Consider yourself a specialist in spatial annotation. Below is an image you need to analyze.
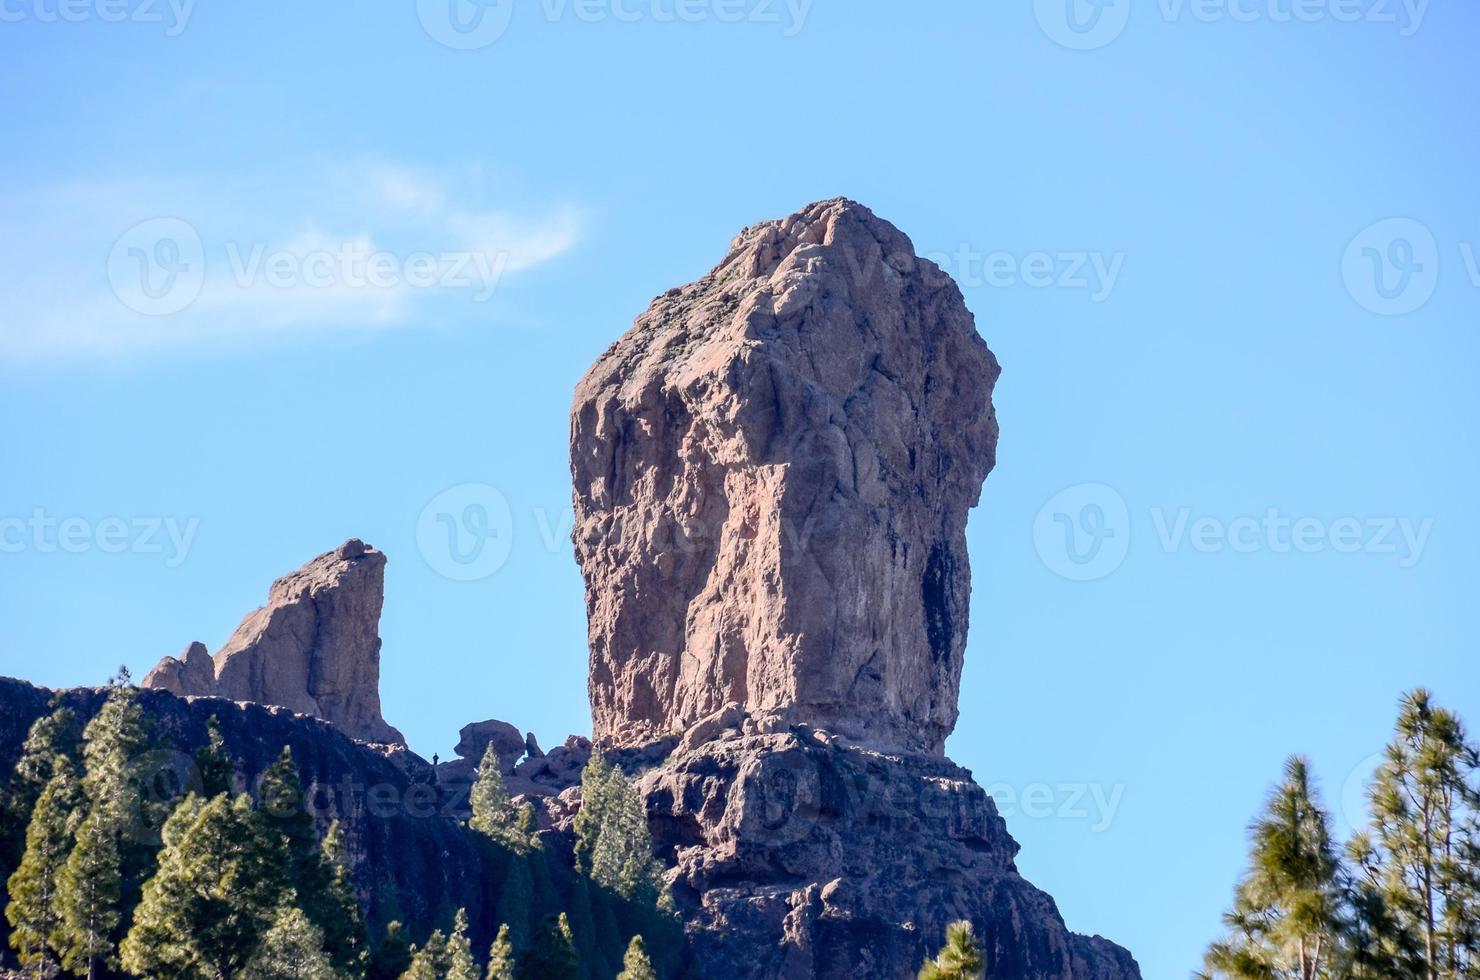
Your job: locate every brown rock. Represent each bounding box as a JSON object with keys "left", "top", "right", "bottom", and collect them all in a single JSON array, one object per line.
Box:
[
  {"left": 571, "top": 198, "right": 1000, "bottom": 753},
  {"left": 142, "top": 540, "right": 403, "bottom": 745}
]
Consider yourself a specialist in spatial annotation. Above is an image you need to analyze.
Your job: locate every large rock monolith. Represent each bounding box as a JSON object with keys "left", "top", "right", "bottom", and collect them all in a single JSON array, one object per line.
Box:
[{"left": 571, "top": 198, "right": 1000, "bottom": 753}]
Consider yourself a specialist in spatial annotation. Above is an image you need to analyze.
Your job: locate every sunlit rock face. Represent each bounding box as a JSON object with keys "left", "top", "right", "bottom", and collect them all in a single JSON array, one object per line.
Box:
[{"left": 571, "top": 199, "right": 1000, "bottom": 754}]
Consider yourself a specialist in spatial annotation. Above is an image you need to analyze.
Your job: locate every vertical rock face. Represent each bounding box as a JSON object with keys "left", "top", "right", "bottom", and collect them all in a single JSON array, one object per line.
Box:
[
  {"left": 572, "top": 199, "right": 1000, "bottom": 753},
  {"left": 142, "top": 539, "right": 404, "bottom": 745}
]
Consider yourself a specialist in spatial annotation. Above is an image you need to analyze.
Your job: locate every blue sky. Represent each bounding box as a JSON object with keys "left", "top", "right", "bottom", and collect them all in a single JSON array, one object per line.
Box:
[{"left": 1, "top": 3, "right": 1477, "bottom": 977}]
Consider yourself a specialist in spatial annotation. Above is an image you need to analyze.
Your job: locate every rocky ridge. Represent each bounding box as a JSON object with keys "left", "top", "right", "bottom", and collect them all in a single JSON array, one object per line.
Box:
[{"left": 141, "top": 539, "right": 403, "bottom": 745}]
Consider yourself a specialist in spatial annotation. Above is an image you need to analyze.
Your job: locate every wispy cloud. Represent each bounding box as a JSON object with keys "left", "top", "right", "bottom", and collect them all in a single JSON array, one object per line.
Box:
[{"left": 0, "top": 164, "right": 586, "bottom": 360}]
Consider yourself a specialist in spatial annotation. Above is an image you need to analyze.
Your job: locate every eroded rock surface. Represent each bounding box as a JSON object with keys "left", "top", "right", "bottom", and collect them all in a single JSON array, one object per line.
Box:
[
  {"left": 633, "top": 727, "right": 1140, "bottom": 980},
  {"left": 142, "top": 539, "right": 403, "bottom": 745},
  {"left": 571, "top": 199, "right": 1000, "bottom": 753}
]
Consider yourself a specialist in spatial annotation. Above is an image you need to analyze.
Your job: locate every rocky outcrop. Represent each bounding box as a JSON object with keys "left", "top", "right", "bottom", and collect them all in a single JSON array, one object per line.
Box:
[
  {"left": 571, "top": 198, "right": 1000, "bottom": 753},
  {"left": 142, "top": 540, "right": 403, "bottom": 745},
  {"left": 565, "top": 201, "right": 1138, "bottom": 978},
  {"left": 634, "top": 724, "right": 1139, "bottom": 980}
]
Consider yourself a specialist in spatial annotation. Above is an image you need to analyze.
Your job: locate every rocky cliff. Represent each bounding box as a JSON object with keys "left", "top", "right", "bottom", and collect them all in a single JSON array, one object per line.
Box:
[
  {"left": 572, "top": 198, "right": 999, "bottom": 754},
  {"left": 141, "top": 539, "right": 404, "bottom": 745},
  {"left": 565, "top": 200, "right": 1138, "bottom": 978}
]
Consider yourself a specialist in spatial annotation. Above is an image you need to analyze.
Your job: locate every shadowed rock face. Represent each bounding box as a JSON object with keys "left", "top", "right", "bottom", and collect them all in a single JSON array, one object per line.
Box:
[
  {"left": 142, "top": 540, "right": 403, "bottom": 745},
  {"left": 571, "top": 199, "right": 1000, "bottom": 753}
]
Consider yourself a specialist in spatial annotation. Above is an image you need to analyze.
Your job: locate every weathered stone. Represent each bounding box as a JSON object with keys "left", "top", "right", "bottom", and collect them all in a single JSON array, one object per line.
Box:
[
  {"left": 634, "top": 733, "right": 1141, "bottom": 980},
  {"left": 454, "top": 718, "right": 527, "bottom": 774},
  {"left": 141, "top": 540, "right": 403, "bottom": 745},
  {"left": 571, "top": 198, "right": 999, "bottom": 753}
]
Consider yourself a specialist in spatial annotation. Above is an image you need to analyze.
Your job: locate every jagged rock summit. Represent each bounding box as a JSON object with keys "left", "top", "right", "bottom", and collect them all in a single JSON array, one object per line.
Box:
[
  {"left": 572, "top": 197, "right": 1000, "bottom": 754},
  {"left": 142, "top": 539, "right": 404, "bottom": 745}
]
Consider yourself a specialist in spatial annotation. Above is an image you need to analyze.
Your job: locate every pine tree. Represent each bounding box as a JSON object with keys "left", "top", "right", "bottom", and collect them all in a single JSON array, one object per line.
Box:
[
  {"left": 617, "top": 934, "right": 658, "bottom": 980},
  {"left": 369, "top": 921, "right": 413, "bottom": 980},
  {"left": 53, "top": 679, "right": 157, "bottom": 978},
  {"left": 242, "top": 902, "right": 339, "bottom": 980},
  {"left": 120, "top": 793, "right": 290, "bottom": 979},
  {"left": 574, "top": 748, "right": 665, "bottom": 906},
  {"left": 446, "top": 908, "right": 480, "bottom": 980},
  {"left": 6, "top": 756, "right": 85, "bottom": 974},
  {"left": 1363, "top": 690, "right": 1480, "bottom": 980},
  {"left": 516, "top": 912, "right": 579, "bottom": 980},
  {"left": 1200, "top": 757, "right": 1345, "bottom": 980},
  {"left": 4, "top": 706, "right": 82, "bottom": 841},
  {"left": 196, "top": 716, "right": 236, "bottom": 799},
  {"left": 400, "top": 928, "right": 448, "bottom": 980},
  {"left": 305, "top": 821, "right": 369, "bottom": 977},
  {"left": 497, "top": 853, "right": 535, "bottom": 950},
  {"left": 486, "top": 923, "right": 515, "bottom": 980},
  {"left": 57, "top": 807, "right": 123, "bottom": 979},
  {"left": 918, "top": 920, "right": 986, "bottom": 980},
  {"left": 257, "top": 747, "right": 318, "bottom": 878},
  {"left": 470, "top": 743, "right": 530, "bottom": 851}
]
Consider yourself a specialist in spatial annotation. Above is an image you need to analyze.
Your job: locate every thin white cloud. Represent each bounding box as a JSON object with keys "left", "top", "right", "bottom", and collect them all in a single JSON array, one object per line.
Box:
[{"left": 0, "top": 165, "right": 585, "bottom": 360}]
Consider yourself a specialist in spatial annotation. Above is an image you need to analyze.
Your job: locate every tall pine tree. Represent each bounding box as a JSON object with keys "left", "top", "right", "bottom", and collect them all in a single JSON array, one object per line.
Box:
[
  {"left": 617, "top": 934, "right": 658, "bottom": 980},
  {"left": 918, "top": 920, "right": 986, "bottom": 980},
  {"left": 1363, "top": 690, "right": 1480, "bottom": 980},
  {"left": 55, "top": 677, "right": 156, "bottom": 979},
  {"left": 120, "top": 793, "right": 290, "bottom": 979},
  {"left": 574, "top": 748, "right": 665, "bottom": 907},
  {"left": 241, "top": 903, "right": 338, "bottom": 980},
  {"left": 486, "top": 923, "right": 515, "bottom": 980},
  {"left": 5, "top": 756, "right": 85, "bottom": 974},
  {"left": 517, "top": 912, "right": 579, "bottom": 980},
  {"left": 1199, "top": 757, "right": 1346, "bottom": 980}
]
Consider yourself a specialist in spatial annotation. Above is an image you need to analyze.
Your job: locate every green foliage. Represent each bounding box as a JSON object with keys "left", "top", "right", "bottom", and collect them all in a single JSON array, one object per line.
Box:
[
  {"left": 308, "top": 820, "right": 371, "bottom": 976},
  {"left": 195, "top": 716, "right": 236, "bottom": 799},
  {"left": 918, "top": 920, "right": 985, "bottom": 980},
  {"left": 497, "top": 852, "right": 536, "bottom": 950},
  {"left": 516, "top": 912, "right": 579, "bottom": 980},
  {"left": 242, "top": 902, "right": 339, "bottom": 980},
  {"left": 1201, "top": 757, "right": 1345, "bottom": 980},
  {"left": 120, "top": 793, "right": 290, "bottom": 979},
  {"left": 395, "top": 908, "right": 479, "bottom": 980},
  {"left": 5, "top": 755, "right": 84, "bottom": 973},
  {"left": 1201, "top": 691, "right": 1480, "bottom": 980},
  {"left": 369, "top": 921, "right": 413, "bottom": 980},
  {"left": 399, "top": 927, "right": 447, "bottom": 980},
  {"left": 486, "top": 923, "right": 515, "bottom": 980},
  {"left": 1361, "top": 689, "right": 1480, "bottom": 980},
  {"left": 470, "top": 743, "right": 535, "bottom": 852},
  {"left": 573, "top": 748, "right": 666, "bottom": 907},
  {"left": 617, "top": 934, "right": 658, "bottom": 980},
  {"left": 52, "top": 680, "right": 158, "bottom": 977}
]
